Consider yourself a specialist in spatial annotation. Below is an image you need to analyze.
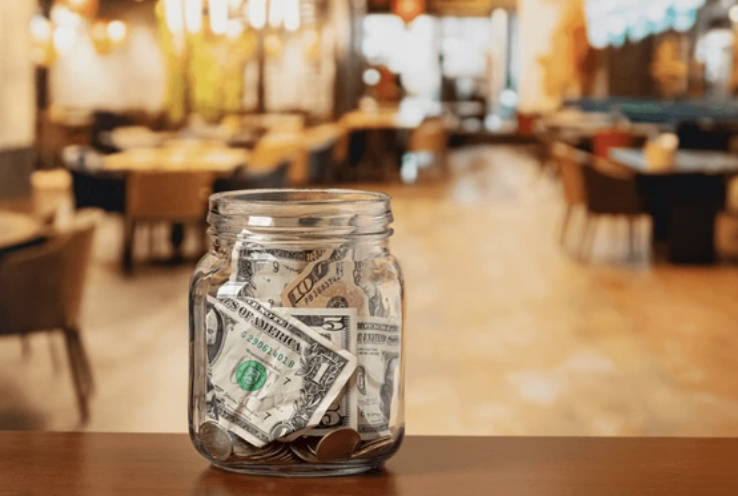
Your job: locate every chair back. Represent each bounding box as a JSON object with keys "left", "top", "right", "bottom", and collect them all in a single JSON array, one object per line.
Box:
[
  {"left": 307, "top": 139, "right": 337, "bottom": 184},
  {"left": 592, "top": 129, "right": 636, "bottom": 159},
  {"left": 0, "top": 209, "right": 100, "bottom": 335},
  {"left": 676, "top": 121, "right": 732, "bottom": 151},
  {"left": 126, "top": 171, "right": 213, "bottom": 222},
  {"left": 213, "top": 160, "right": 290, "bottom": 192},
  {"left": 71, "top": 169, "right": 127, "bottom": 212},
  {"left": 581, "top": 155, "right": 643, "bottom": 215},
  {"left": 409, "top": 118, "right": 448, "bottom": 154},
  {"left": 554, "top": 143, "right": 587, "bottom": 206}
]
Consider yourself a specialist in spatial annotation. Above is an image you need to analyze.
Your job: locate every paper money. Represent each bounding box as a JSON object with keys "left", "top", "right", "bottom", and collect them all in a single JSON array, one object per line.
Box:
[
  {"left": 228, "top": 243, "right": 329, "bottom": 306},
  {"left": 352, "top": 260, "right": 403, "bottom": 319},
  {"left": 355, "top": 317, "right": 402, "bottom": 440},
  {"left": 205, "top": 296, "right": 357, "bottom": 447},
  {"left": 280, "top": 250, "right": 368, "bottom": 316},
  {"left": 282, "top": 308, "right": 358, "bottom": 435}
]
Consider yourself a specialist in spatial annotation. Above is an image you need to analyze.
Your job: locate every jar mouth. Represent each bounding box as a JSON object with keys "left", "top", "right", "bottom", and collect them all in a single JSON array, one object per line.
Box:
[
  {"left": 208, "top": 188, "right": 393, "bottom": 241},
  {"left": 210, "top": 188, "right": 390, "bottom": 206}
]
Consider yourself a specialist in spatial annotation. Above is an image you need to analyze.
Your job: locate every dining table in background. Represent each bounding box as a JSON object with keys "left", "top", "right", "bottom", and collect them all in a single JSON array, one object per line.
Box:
[
  {"left": 0, "top": 211, "right": 43, "bottom": 255},
  {"left": 103, "top": 146, "right": 249, "bottom": 174},
  {"left": 1, "top": 432, "right": 737, "bottom": 495},
  {"left": 610, "top": 147, "right": 738, "bottom": 264}
]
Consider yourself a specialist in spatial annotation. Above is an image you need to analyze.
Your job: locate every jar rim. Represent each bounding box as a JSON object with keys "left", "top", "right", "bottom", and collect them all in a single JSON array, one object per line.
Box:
[
  {"left": 208, "top": 188, "right": 393, "bottom": 240},
  {"left": 210, "top": 188, "right": 390, "bottom": 207}
]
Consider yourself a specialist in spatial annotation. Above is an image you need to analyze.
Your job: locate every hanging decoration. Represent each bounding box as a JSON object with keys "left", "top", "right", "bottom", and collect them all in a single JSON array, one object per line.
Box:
[{"left": 584, "top": 0, "right": 706, "bottom": 49}]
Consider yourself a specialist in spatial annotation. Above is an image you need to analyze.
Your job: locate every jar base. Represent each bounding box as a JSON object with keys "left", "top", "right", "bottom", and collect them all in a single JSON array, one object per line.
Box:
[{"left": 210, "top": 461, "right": 385, "bottom": 478}]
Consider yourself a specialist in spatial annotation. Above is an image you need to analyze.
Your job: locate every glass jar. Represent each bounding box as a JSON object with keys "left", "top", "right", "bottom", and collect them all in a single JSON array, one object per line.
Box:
[{"left": 189, "top": 189, "right": 405, "bottom": 476}]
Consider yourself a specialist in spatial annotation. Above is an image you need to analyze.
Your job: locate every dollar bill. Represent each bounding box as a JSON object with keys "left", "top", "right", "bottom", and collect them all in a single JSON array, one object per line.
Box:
[
  {"left": 282, "top": 308, "right": 358, "bottom": 436},
  {"left": 205, "top": 296, "right": 357, "bottom": 447},
  {"left": 228, "top": 243, "right": 331, "bottom": 306},
  {"left": 355, "top": 317, "right": 402, "bottom": 440},
  {"left": 351, "top": 260, "right": 403, "bottom": 319},
  {"left": 280, "top": 249, "right": 369, "bottom": 316}
]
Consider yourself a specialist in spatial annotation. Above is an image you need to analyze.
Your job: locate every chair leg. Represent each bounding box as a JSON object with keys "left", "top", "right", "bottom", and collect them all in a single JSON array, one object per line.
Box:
[
  {"left": 63, "top": 327, "right": 91, "bottom": 424},
  {"left": 20, "top": 336, "right": 31, "bottom": 360},
  {"left": 123, "top": 218, "right": 136, "bottom": 274},
  {"left": 48, "top": 331, "right": 62, "bottom": 374},
  {"left": 628, "top": 217, "right": 637, "bottom": 259},
  {"left": 560, "top": 204, "right": 573, "bottom": 247},
  {"left": 581, "top": 215, "right": 598, "bottom": 262}
]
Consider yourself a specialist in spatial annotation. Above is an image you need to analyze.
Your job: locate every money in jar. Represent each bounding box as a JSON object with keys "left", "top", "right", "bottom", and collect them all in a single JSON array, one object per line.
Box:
[{"left": 189, "top": 189, "right": 405, "bottom": 476}]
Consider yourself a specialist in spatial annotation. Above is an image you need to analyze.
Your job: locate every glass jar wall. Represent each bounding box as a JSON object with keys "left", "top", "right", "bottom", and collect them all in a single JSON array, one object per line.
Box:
[{"left": 189, "top": 189, "right": 405, "bottom": 476}]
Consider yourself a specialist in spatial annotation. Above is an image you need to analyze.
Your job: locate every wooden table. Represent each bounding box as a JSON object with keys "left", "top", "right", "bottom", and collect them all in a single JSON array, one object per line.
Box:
[
  {"left": 2, "top": 433, "right": 738, "bottom": 495},
  {"left": 0, "top": 211, "right": 42, "bottom": 251},
  {"left": 610, "top": 148, "right": 738, "bottom": 264},
  {"left": 104, "top": 147, "right": 248, "bottom": 173}
]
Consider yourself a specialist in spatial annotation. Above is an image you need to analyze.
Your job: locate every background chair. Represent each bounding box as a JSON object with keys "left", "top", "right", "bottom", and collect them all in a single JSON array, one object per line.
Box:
[
  {"left": 213, "top": 159, "right": 290, "bottom": 192},
  {"left": 0, "top": 209, "right": 100, "bottom": 423},
  {"left": 592, "top": 129, "right": 639, "bottom": 159},
  {"left": 578, "top": 154, "right": 648, "bottom": 261},
  {"left": 124, "top": 171, "right": 213, "bottom": 272},
  {"left": 63, "top": 145, "right": 126, "bottom": 213},
  {"left": 676, "top": 121, "right": 732, "bottom": 151},
  {"left": 553, "top": 143, "right": 587, "bottom": 248},
  {"left": 306, "top": 139, "right": 337, "bottom": 184},
  {"left": 404, "top": 117, "right": 449, "bottom": 183}
]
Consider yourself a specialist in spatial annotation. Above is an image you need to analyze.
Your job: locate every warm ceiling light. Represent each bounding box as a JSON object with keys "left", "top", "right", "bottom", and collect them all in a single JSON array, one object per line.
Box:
[
  {"left": 107, "top": 20, "right": 128, "bottom": 44},
  {"left": 30, "top": 15, "right": 52, "bottom": 44},
  {"left": 246, "top": 0, "right": 267, "bottom": 30},
  {"left": 283, "top": 0, "right": 300, "bottom": 32},
  {"left": 268, "top": 0, "right": 285, "bottom": 28},
  {"left": 163, "top": 0, "right": 185, "bottom": 34},
  {"left": 731, "top": 5, "right": 738, "bottom": 23},
  {"left": 208, "top": 0, "right": 228, "bottom": 34},
  {"left": 50, "top": 5, "right": 81, "bottom": 28},
  {"left": 53, "top": 26, "right": 77, "bottom": 55},
  {"left": 184, "top": 0, "right": 203, "bottom": 34},
  {"left": 225, "top": 19, "right": 244, "bottom": 39}
]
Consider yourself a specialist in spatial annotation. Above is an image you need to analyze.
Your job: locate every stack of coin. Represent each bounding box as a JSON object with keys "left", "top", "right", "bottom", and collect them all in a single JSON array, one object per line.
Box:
[{"left": 199, "top": 422, "right": 397, "bottom": 465}]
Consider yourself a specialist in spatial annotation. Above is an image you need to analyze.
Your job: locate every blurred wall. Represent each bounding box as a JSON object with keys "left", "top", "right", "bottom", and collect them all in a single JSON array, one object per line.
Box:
[
  {"left": 0, "top": 0, "right": 36, "bottom": 201},
  {"left": 49, "top": 3, "right": 165, "bottom": 113},
  {"left": 0, "top": 0, "right": 36, "bottom": 148},
  {"left": 517, "top": 0, "right": 564, "bottom": 112}
]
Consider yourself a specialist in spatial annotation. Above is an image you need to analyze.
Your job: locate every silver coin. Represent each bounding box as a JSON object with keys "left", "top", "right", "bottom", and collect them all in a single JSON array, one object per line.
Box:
[
  {"left": 249, "top": 442, "right": 287, "bottom": 461},
  {"left": 290, "top": 441, "right": 319, "bottom": 463},
  {"left": 231, "top": 438, "right": 260, "bottom": 458},
  {"left": 199, "top": 421, "right": 233, "bottom": 461}
]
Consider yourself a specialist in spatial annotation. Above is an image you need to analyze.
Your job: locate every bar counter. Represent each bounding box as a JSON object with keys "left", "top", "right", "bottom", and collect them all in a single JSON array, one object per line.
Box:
[{"left": 1, "top": 433, "right": 737, "bottom": 495}]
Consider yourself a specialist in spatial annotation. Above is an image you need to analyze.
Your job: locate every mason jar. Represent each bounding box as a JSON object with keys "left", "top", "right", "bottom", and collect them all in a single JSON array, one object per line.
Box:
[{"left": 189, "top": 189, "right": 405, "bottom": 476}]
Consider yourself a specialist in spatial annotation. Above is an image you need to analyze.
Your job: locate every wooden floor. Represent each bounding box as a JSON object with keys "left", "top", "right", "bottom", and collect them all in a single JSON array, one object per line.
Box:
[{"left": 2, "top": 145, "right": 738, "bottom": 436}]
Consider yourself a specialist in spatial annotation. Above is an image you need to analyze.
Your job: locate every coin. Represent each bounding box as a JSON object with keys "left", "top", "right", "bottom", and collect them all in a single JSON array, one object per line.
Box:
[
  {"left": 290, "top": 440, "right": 320, "bottom": 463},
  {"left": 199, "top": 421, "right": 233, "bottom": 461},
  {"left": 231, "top": 438, "right": 259, "bottom": 458},
  {"left": 315, "top": 428, "right": 361, "bottom": 462},
  {"left": 249, "top": 442, "right": 287, "bottom": 461},
  {"left": 352, "top": 436, "right": 394, "bottom": 459}
]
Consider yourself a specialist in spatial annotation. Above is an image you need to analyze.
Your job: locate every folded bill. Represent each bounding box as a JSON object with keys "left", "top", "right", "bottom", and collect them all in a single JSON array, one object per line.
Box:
[
  {"left": 355, "top": 317, "right": 402, "bottom": 440},
  {"left": 204, "top": 296, "right": 357, "bottom": 447},
  {"left": 282, "top": 308, "right": 358, "bottom": 436}
]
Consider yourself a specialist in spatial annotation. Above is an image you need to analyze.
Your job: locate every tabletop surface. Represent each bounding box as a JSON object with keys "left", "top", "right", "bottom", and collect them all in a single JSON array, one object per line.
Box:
[
  {"left": 1, "top": 433, "right": 738, "bottom": 495},
  {"left": 610, "top": 147, "right": 738, "bottom": 175},
  {"left": 103, "top": 147, "right": 248, "bottom": 173},
  {"left": 0, "top": 211, "right": 41, "bottom": 250}
]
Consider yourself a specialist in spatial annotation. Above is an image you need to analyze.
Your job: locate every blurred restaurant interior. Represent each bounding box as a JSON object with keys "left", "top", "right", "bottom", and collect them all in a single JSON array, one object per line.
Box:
[{"left": 2, "top": 0, "right": 738, "bottom": 437}]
